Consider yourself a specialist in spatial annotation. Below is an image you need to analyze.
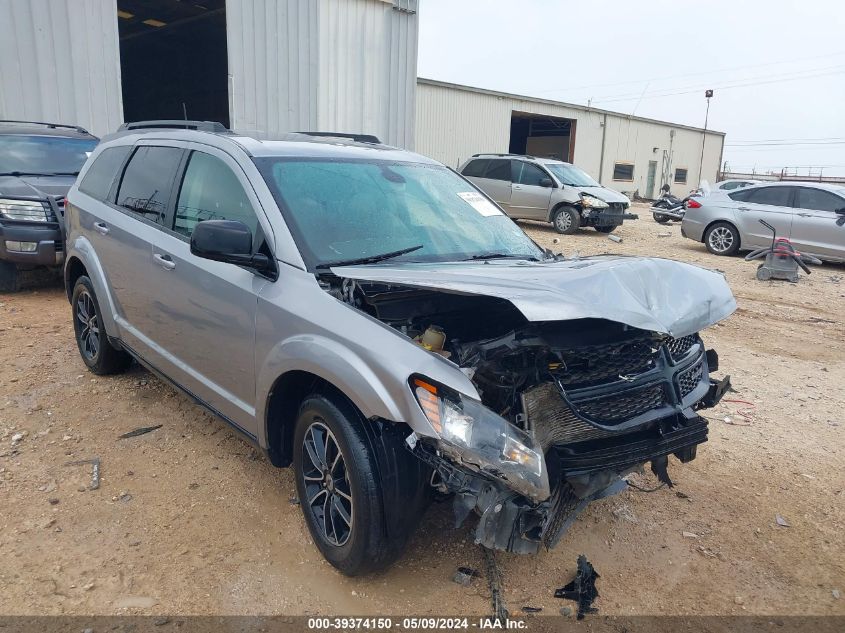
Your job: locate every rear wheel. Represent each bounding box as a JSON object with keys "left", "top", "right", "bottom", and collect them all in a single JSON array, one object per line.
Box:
[
  {"left": 553, "top": 207, "right": 580, "bottom": 234},
  {"left": 0, "top": 261, "right": 20, "bottom": 293},
  {"left": 653, "top": 212, "right": 671, "bottom": 224},
  {"left": 71, "top": 276, "right": 132, "bottom": 374},
  {"left": 293, "top": 394, "right": 408, "bottom": 575},
  {"left": 704, "top": 222, "right": 740, "bottom": 256}
]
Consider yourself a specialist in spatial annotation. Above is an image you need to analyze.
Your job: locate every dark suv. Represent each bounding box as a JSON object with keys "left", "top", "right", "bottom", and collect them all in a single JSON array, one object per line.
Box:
[{"left": 0, "top": 121, "right": 98, "bottom": 291}]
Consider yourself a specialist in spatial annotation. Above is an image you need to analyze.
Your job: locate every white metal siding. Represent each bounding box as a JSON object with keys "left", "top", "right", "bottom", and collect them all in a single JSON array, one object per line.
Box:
[
  {"left": 0, "top": 0, "right": 123, "bottom": 137},
  {"left": 416, "top": 80, "right": 725, "bottom": 197},
  {"left": 227, "top": 0, "right": 418, "bottom": 147}
]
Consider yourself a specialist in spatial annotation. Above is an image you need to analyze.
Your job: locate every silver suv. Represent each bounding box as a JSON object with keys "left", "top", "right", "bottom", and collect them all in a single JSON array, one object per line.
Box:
[
  {"left": 64, "top": 122, "right": 735, "bottom": 575},
  {"left": 459, "top": 154, "right": 637, "bottom": 234}
]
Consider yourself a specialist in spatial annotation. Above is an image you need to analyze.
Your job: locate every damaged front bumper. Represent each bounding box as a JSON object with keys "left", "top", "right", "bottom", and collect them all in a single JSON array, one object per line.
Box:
[{"left": 409, "top": 341, "right": 730, "bottom": 555}]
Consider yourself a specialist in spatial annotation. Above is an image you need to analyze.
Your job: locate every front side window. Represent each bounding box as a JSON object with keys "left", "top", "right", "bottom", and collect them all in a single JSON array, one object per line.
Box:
[
  {"left": 744, "top": 186, "right": 792, "bottom": 207},
  {"left": 484, "top": 159, "right": 512, "bottom": 182},
  {"left": 255, "top": 159, "right": 544, "bottom": 269},
  {"left": 794, "top": 188, "right": 845, "bottom": 213},
  {"left": 515, "top": 162, "right": 549, "bottom": 186},
  {"left": 0, "top": 134, "right": 98, "bottom": 175},
  {"left": 116, "top": 146, "right": 183, "bottom": 224},
  {"left": 78, "top": 146, "right": 131, "bottom": 200},
  {"left": 175, "top": 151, "right": 258, "bottom": 238}
]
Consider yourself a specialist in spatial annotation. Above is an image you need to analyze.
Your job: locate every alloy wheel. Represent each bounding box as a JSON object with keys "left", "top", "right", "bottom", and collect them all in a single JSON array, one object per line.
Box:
[
  {"left": 708, "top": 226, "right": 734, "bottom": 253},
  {"left": 555, "top": 211, "right": 572, "bottom": 232},
  {"left": 76, "top": 290, "right": 100, "bottom": 361},
  {"left": 301, "top": 421, "right": 353, "bottom": 547}
]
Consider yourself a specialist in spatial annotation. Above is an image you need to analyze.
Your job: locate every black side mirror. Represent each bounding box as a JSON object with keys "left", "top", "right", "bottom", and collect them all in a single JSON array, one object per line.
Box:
[
  {"left": 190, "top": 220, "right": 271, "bottom": 272},
  {"left": 539, "top": 177, "right": 554, "bottom": 188}
]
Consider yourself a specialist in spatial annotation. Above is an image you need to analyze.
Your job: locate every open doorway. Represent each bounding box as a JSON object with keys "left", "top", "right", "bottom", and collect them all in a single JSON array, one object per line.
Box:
[
  {"left": 117, "top": 0, "right": 229, "bottom": 127},
  {"left": 509, "top": 111, "right": 576, "bottom": 161}
]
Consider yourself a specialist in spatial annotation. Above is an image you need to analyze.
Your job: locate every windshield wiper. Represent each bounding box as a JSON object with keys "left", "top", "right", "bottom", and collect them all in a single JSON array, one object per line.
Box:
[
  {"left": 316, "top": 244, "right": 424, "bottom": 269},
  {"left": 0, "top": 171, "right": 79, "bottom": 177},
  {"left": 464, "top": 253, "right": 540, "bottom": 262}
]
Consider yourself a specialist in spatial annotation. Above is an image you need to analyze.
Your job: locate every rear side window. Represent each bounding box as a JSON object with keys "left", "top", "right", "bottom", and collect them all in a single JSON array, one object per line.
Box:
[
  {"left": 461, "top": 159, "right": 489, "bottom": 177},
  {"left": 515, "top": 162, "right": 549, "bottom": 186},
  {"left": 116, "top": 146, "right": 183, "bottom": 224},
  {"left": 743, "top": 187, "right": 792, "bottom": 207},
  {"left": 794, "top": 188, "right": 845, "bottom": 213},
  {"left": 174, "top": 151, "right": 258, "bottom": 239},
  {"left": 484, "top": 159, "right": 512, "bottom": 181},
  {"left": 78, "top": 146, "right": 131, "bottom": 200}
]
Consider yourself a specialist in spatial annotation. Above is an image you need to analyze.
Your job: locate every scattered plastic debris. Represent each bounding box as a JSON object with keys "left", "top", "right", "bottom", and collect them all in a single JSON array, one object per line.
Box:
[
  {"left": 607, "top": 234, "right": 623, "bottom": 243},
  {"left": 682, "top": 531, "right": 699, "bottom": 538},
  {"left": 520, "top": 606, "right": 542, "bottom": 613},
  {"left": 657, "top": 232, "right": 672, "bottom": 237},
  {"left": 118, "top": 424, "right": 162, "bottom": 439},
  {"left": 775, "top": 514, "right": 791, "bottom": 528},
  {"left": 481, "top": 547, "right": 508, "bottom": 621},
  {"left": 833, "top": 589, "right": 841, "bottom": 600},
  {"left": 65, "top": 457, "right": 101, "bottom": 490},
  {"left": 555, "top": 554, "right": 600, "bottom": 620}
]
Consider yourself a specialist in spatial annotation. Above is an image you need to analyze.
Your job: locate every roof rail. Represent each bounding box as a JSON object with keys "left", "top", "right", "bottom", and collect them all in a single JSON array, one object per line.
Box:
[
  {"left": 470, "top": 152, "right": 536, "bottom": 159},
  {"left": 118, "top": 120, "right": 229, "bottom": 133},
  {"left": 0, "top": 119, "right": 91, "bottom": 135},
  {"left": 298, "top": 131, "right": 382, "bottom": 144}
]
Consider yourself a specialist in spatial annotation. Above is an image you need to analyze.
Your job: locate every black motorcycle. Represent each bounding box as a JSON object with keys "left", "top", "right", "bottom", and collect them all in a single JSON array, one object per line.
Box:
[{"left": 650, "top": 184, "right": 693, "bottom": 223}]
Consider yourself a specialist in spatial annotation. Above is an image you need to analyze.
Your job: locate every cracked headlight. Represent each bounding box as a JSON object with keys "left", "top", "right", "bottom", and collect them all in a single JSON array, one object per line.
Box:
[
  {"left": 0, "top": 198, "right": 49, "bottom": 222},
  {"left": 411, "top": 376, "right": 550, "bottom": 502},
  {"left": 579, "top": 194, "right": 609, "bottom": 209}
]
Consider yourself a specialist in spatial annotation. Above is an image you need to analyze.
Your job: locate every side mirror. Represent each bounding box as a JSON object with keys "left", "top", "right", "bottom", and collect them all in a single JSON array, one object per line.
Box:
[
  {"left": 539, "top": 177, "right": 554, "bottom": 188},
  {"left": 190, "top": 220, "right": 271, "bottom": 272}
]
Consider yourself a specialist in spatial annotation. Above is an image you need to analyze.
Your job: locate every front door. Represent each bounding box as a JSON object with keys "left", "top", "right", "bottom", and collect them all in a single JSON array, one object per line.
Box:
[
  {"left": 732, "top": 186, "right": 795, "bottom": 249},
  {"left": 789, "top": 187, "right": 845, "bottom": 260},
  {"left": 510, "top": 161, "right": 553, "bottom": 220},
  {"left": 646, "top": 160, "right": 657, "bottom": 199},
  {"left": 145, "top": 146, "right": 274, "bottom": 436}
]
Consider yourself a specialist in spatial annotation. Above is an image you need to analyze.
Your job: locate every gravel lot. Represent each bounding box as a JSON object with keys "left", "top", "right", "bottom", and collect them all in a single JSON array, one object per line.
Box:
[{"left": 1, "top": 204, "right": 843, "bottom": 617}]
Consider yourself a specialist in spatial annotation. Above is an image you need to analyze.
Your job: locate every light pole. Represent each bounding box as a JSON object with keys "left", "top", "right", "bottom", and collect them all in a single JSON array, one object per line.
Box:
[{"left": 698, "top": 89, "right": 713, "bottom": 186}]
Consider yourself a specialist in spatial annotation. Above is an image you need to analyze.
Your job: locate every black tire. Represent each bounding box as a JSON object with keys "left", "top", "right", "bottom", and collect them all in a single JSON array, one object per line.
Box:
[
  {"left": 71, "top": 276, "right": 132, "bottom": 375},
  {"left": 293, "top": 394, "right": 404, "bottom": 576},
  {"left": 0, "top": 261, "right": 20, "bottom": 293},
  {"left": 594, "top": 225, "right": 617, "bottom": 233},
  {"left": 552, "top": 206, "right": 580, "bottom": 234},
  {"left": 704, "top": 222, "right": 740, "bottom": 256},
  {"left": 653, "top": 212, "right": 671, "bottom": 224}
]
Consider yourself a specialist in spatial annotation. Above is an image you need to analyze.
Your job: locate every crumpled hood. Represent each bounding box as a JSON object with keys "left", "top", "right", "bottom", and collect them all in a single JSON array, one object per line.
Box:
[
  {"left": 0, "top": 175, "right": 75, "bottom": 199},
  {"left": 332, "top": 256, "right": 736, "bottom": 338},
  {"left": 575, "top": 186, "right": 630, "bottom": 205}
]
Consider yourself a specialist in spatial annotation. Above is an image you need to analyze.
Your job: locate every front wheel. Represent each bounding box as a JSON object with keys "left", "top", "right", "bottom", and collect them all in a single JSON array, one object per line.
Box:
[
  {"left": 71, "top": 276, "right": 132, "bottom": 374},
  {"left": 293, "top": 394, "right": 408, "bottom": 575},
  {"left": 704, "top": 222, "right": 740, "bottom": 256},
  {"left": 553, "top": 207, "right": 581, "bottom": 234},
  {"left": 594, "top": 225, "right": 617, "bottom": 233}
]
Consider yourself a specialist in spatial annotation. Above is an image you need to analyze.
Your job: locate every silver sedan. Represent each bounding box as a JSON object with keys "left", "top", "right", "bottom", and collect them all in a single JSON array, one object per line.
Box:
[{"left": 681, "top": 181, "right": 845, "bottom": 262}]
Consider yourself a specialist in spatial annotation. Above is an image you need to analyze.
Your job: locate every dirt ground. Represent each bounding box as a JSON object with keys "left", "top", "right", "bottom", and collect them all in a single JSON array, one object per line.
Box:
[{"left": 1, "top": 203, "right": 843, "bottom": 618}]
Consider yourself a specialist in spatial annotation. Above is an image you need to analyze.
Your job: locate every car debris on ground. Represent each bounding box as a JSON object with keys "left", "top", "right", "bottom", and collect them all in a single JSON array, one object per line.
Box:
[
  {"left": 64, "top": 457, "right": 101, "bottom": 490},
  {"left": 118, "top": 424, "right": 162, "bottom": 439},
  {"left": 555, "top": 555, "right": 600, "bottom": 620}
]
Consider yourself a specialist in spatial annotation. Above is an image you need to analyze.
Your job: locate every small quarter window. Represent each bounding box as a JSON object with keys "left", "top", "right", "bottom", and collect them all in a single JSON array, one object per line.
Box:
[
  {"left": 79, "top": 146, "right": 131, "bottom": 201},
  {"left": 461, "top": 159, "right": 489, "bottom": 178}
]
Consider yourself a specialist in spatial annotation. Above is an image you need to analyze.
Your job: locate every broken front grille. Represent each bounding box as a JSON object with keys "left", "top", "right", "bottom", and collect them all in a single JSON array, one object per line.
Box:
[
  {"left": 667, "top": 334, "right": 698, "bottom": 360},
  {"left": 678, "top": 360, "right": 704, "bottom": 397},
  {"left": 574, "top": 384, "right": 666, "bottom": 424},
  {"left": 557, "top": 336, "right": 661, "bottom": 389}
]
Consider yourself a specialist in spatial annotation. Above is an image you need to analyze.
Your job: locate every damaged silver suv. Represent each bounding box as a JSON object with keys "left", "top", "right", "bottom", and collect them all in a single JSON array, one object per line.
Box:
[{"left": 64, "top": 122, "right": 735, "bottom": 575}]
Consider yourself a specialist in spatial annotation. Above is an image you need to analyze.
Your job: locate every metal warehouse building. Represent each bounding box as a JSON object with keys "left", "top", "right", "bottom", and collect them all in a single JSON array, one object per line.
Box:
[
  {"left": 1, "top": 0, "right": 722, "bottom": 197},
  {"left": 415, "top": 79, "right": 725, "bottom": 198}
]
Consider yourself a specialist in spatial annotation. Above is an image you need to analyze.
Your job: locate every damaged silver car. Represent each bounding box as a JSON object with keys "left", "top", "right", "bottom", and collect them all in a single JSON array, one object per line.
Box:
[{"left": 64, "top": 123, "right": 736, "bottom": 575}]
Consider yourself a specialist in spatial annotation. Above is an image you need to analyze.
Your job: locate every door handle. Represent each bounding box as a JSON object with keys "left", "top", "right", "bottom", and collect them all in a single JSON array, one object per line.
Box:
[
  {"left": 797, "top": 213, "right": 812, "bottom": 217},
  {"left": 513, "top": 185, "right": 522, "bottom": 190},
  {"left": 737, "top": 206, "right": 750, "bottom": 212},
  {"left": 153, "top": 253, "right": 176, "bottom": 270},
  {"left": 94, "top": 222, "right": 110, "bottom": 235}
]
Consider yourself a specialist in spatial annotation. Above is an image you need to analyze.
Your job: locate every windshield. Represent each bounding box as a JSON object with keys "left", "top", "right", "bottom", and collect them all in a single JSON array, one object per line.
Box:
[
  {"left": 544, "top": 163, "right": 600, "bottom": 187},
  {"left": 255, "top": 159, "right": 545, "bottom": 268},
  {"left": 0, "top": 135, "right": 98, "bottom": 175}
]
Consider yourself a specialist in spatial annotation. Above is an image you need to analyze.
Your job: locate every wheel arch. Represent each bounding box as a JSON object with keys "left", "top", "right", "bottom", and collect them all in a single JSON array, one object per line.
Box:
[
  {"left": 64, "top": 256, "right": 88, "bottom": 302},
  {"left": 547, "top": 201, "right": 580, "bottom": 223},
  {"left": 702, "top": 218, "right": 742, "bottom": 249}
]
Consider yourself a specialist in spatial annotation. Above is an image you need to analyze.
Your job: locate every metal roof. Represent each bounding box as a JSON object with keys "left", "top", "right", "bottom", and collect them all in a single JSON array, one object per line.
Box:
[{"left": 417, "top": 78, "right": 726, "bottom": 137}]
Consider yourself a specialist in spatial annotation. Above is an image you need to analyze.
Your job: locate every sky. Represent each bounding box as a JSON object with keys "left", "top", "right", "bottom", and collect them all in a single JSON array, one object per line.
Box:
[{"left": 417, "top": 0, "right": 845, "bottom": 177}]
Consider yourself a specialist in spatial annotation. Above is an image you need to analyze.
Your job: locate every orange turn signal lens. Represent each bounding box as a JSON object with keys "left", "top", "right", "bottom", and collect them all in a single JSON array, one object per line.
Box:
[{"left": 413, "top": 379, "right": 442, "bottom": 433}]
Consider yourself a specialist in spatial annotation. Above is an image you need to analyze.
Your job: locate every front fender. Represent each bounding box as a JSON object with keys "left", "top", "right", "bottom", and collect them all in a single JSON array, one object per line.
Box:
[
  {"left": 64, "top": 235, "right": 120, "bottom": 339},
  {"left": 255, "top": 334, "right": 438, "bottom": 449}
]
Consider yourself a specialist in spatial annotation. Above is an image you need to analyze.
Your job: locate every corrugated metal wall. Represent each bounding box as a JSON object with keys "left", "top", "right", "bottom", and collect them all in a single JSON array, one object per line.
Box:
[
  {"left": 0, "top": 0, "right": 123, "bottom": 137},
  {"left": 227, "top": 0, "right": 418, "bottom": 147},
  {"left": 416, "top": 80, "right": 725, "bottom": 197}
]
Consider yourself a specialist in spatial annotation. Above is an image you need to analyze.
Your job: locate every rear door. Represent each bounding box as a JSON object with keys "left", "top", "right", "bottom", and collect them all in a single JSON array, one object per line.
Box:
[
  {"left": 91, "top": 143, "right": 185, "bottom": 357},
  {"left": 790, "top": 187, "right": 845, "bottom": 260},
  {"left": 731, "top": 186, "right": 795, "bottom": 249},
  {"left": 510, "top": 161, "right": 553, "bottom": 220},
  {"left": 143, "top": 144, "right": 274, "bottom": 436},
  {"left": 470, "top": 159, "right": 514, "bottom": 214}
]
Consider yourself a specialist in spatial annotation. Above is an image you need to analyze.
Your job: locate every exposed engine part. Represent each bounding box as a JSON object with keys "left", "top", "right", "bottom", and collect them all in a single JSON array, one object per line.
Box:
[{"left": 520, "top": 382, "right": 616, "bottom": 449}]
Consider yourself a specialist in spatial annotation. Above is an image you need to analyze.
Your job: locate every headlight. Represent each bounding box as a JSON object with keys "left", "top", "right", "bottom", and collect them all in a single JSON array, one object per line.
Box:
[
  {"left": 579, "top": 194, "right": 609, "bottom": 209},
  {"left": 411, "top": 376, "right": 550, "bottom": 502},
  {"left": 0, "top": 198, "right": 49, "bottom": 222}
]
